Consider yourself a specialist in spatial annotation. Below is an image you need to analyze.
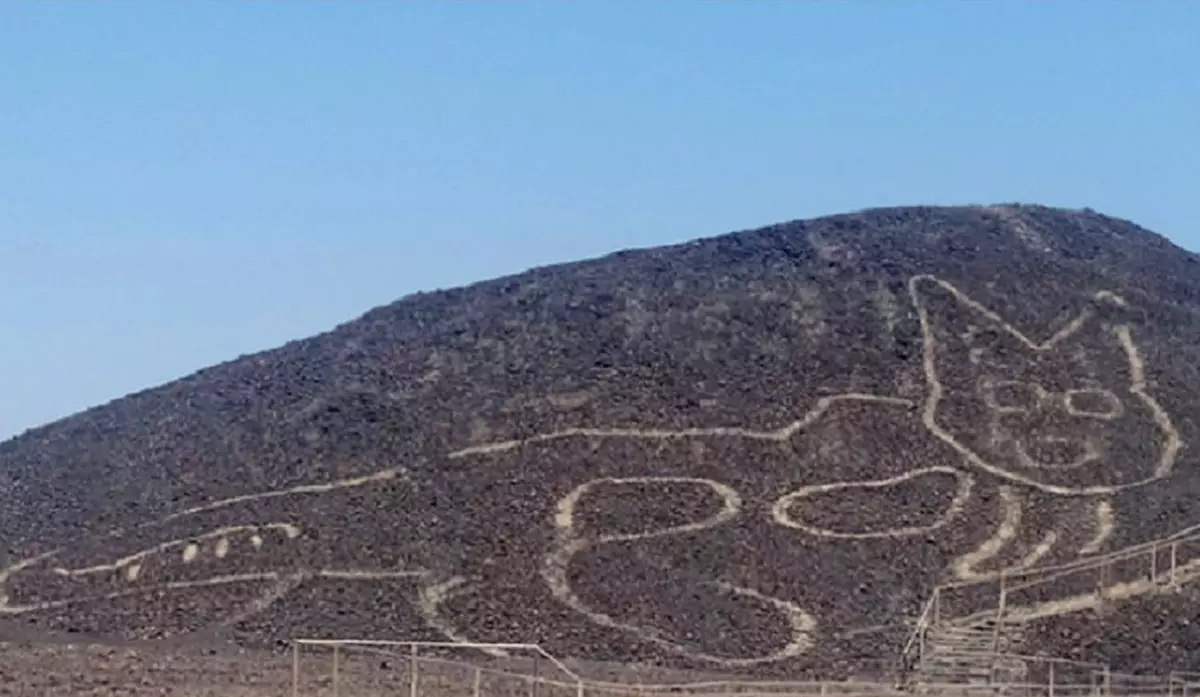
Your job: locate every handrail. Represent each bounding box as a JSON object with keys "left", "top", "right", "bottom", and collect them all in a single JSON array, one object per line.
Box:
[
  {"left": 901, "top": 588, "right": 939, "bottom": 659},
  {"left": 936, "top": 527, "right": 1200, "bottom": 593},
  {"left": 293, "top": 638, "right": 582, "bottom": 683}
]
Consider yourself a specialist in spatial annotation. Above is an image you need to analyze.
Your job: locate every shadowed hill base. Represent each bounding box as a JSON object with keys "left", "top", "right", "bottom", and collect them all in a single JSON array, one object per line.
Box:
[{"left": 3, "top": 204, "right": 1200, "bottom": 679}]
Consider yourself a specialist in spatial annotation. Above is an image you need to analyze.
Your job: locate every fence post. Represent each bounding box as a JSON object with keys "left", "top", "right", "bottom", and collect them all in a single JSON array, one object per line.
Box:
[
  {"left": 1049, "top": 662, "right": 1055, "bottom": 697},
  {"left": 473, "top": 667, "right": 482, "bottom": 697},
  {"left": 410, "top": 644, "right": 419, "bottom": 697},
  {"left": 532, "top": 654, "right": 541, "bottom": 697},
  {"left": 992, "top": 574, "right": 1008, "bottom": 654},
  {"left": 292, "top": 642, "right": 300, "bottom": 697},
  {"left": 332, "top": 644, "right": 340, "bottom": 697},
  {"left": 1171, "top": 543, "right": 1179, "bottom": 587}
]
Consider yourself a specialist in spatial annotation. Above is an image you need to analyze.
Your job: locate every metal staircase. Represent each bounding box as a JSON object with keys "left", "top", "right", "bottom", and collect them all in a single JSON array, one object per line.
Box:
[
  {"left": 900, "top": 526, "right": 1200, "bottom": 695},
  {"left": 909, "top": 618, "right": 1027, "bottom": 690}
]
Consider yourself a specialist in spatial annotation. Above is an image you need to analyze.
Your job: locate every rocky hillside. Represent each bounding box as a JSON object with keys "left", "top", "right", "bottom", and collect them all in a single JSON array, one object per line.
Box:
[{"left": 3, "top": 204, "right": 1200, "bottom": 679}]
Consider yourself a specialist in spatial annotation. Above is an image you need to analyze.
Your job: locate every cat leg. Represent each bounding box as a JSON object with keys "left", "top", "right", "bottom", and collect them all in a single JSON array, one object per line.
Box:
[
  {"left": 542, "top": 476, "right": 819, "bottom": 667},
  {"left": 949, "top": 486, "right": 1089, "bottom": 582}
]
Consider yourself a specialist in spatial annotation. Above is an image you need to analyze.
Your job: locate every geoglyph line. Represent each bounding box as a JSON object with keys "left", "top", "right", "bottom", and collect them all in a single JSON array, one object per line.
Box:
[
  {"left": 910, "top": 274, "right": 1181, "bottom": 496},
  {"left": 553, "top": 476, "right": 743, "bottom": 543},
  {"left": 1079, "top": 500, "right": 1115, "bottom": 556},
  {"left": 0, "top": 572, "right": 289, "bottom": 615},
  {"left": 0, "top": 469, "right": 420, "bottom": 616},
  {"left": 53, "top": 524, "right": 302, "bottom": 578},
  {"left": 449, "top": 394, "right": 914, "bottom": 459},
  {"left": 418, "top": 576, "right": 512, "bottom": 658},
  {"left": 771, "top": 466, "right": 974, "bottom": 539},
  {"left": 1018, "top": 531, "right": 1059, "bottom": 569},
  {"left": 162, "top": 468, "right": 406, "bottom": 522},
  {"left": 545, "top": 475, "right": 817, "bottom": 665},
  {"left": 0, "top": 566, "right": 431, "bottom": 616},
  {"left": 952, "top": 486, "right": 1023, "bottom": 582}
]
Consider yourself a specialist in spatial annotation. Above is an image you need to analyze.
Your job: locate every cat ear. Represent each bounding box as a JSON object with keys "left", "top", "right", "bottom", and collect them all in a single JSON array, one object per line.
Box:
[
  {"left": 908, "top": 275, "right": 1032, "bottom": 373},
  {"left": 908, "top": 275, "right": 1135, "bottom": 381}
]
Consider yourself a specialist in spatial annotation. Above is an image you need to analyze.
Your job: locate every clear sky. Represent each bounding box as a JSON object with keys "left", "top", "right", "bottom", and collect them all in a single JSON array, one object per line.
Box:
[{"left": 1, "top": 1, "right": 1197, "bottom": 440}]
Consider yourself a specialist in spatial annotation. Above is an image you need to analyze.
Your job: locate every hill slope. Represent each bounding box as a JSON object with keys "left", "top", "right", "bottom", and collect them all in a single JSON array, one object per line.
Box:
[{"left": 3, "top": 204, "right": 1200, "bottom": 679}]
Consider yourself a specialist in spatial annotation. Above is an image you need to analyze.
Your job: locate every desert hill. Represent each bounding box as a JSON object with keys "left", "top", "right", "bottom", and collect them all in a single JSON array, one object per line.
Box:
[{"left": 3, "top": 204, "right": 1200, "bottom": 680}]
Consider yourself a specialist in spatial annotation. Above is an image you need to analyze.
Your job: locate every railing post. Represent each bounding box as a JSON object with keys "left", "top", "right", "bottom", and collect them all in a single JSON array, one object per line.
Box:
[
  {"left": 332, "top": 644, "right": 340, "bottom": 697},
  {"left": 410, "top": 644, "right": 419, "bottom": 697},
  {"left": 473, "top": 667, "right": 482, "bottom": 697},
  {"left": 919, "top": 622, "right": 926, "bottom": 669},
  {"left": 292, "top": 641, "right": 300, "bottom": 697},
  {"left": 992, "top": 574, "right": 1008, "bottom": 654},
  {"left": 933, "top": 587, "right": 941, "bottom": 626},
  {"left": 1048, "top": 662, "right": 1055, "bottom": 697},
  {"left": 1171, "top": 543, "right": 1179, "bottom": 587},
  {"left": 1151, "top": 541, "right": 1159, "bottom": 582}
]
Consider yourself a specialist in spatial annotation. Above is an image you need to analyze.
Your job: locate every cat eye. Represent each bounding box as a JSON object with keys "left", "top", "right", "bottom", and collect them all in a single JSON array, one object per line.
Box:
[
  {"left": 979, "top": 380, "right": 1043, "bottom": 413},
  {"left": 1064, "top": 388, "right": 1125, "bottom": 420}
]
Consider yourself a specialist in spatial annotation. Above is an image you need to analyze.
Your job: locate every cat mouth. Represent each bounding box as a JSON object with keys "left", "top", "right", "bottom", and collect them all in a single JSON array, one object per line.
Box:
[{"left": 1011, "top": 436, "right": 1101, "bottom": 471}]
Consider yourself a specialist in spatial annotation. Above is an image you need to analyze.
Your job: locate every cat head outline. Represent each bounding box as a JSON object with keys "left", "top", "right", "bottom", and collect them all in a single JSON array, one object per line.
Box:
[{"left": 908, "top": 274, "right": 1181, "bottom": 496}]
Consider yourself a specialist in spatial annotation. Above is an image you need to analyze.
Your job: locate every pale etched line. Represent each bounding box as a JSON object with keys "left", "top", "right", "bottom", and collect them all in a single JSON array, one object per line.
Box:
[
  {"left": 0, "top": 572, "right": 287, "bottom": 615},
  {"left": 1018, "top": 531, "right": 1058, "bottom": 569},
  {"left": 1, "top": 469, "right": 411, "bottom": 616},
  {"left": 449, "top": 394, "right": 914, "bottom": 459},
  {"left": 0, "top": 550, "right": 58, "bottom": 609},
  {"left": 952, "top": 486, "right": 1022, "bottom": 581},
  {"left": 554, "top": 476, "right": 743, "bottom": 544},
  {"left": 51, "top": 524, "right": 302, "bottom": 578},
  {"left": 162, "top": 468, "right": 406, "bottom": 522},
  {"left": 417, "top": 577, "right": 512, "bottom": 658},
  {"left": 544, "top": 476, "right": 817, "bottom": 666},
  {"left": 770, "top": 466, "right": 974, "bottom": 539},
  {"left": 316, "top": 569, "right": 431, "bottom": 580},
  {"left": 543, "top": 537, "right": 817, "bottom": 666},
  {"left": 1116, "top": 324, "right": 1182, "bottom": 481},
  {"left": 1064, "top": 388, "right": 1125, "bottom": 420},
  {"left": 1012, "top": 436, "right": 1101, "bottom": 472},
  {"left": 911, "top": 275, "right": 1179, "bottom": 496},
  {"left": 909, "top": 275, "right": 1122, "bottom": 353},
  {"left": 1079, "top": 500, "right": 1115, "bottom": 556}
]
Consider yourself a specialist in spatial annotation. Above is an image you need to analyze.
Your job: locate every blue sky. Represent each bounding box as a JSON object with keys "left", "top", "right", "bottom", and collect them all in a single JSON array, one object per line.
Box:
[{"left": 1, "top": 1, "right": 1197, "bottom": 439}]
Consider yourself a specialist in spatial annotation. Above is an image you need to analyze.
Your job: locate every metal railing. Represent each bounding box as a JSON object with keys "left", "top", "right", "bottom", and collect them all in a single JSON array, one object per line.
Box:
[
  {"left": 290, "top": 639, "right": 1200, "bottom": 697},
  {"left": 900, "top": 527, "right": 1200, "bottom": 682}
]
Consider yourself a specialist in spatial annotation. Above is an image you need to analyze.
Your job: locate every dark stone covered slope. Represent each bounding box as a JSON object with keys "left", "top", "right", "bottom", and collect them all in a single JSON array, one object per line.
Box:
[{"left": 3, "top": 204, "right": 1200, "bottom": 679}]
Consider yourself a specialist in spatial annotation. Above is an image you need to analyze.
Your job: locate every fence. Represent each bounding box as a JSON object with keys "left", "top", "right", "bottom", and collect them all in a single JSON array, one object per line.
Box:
[
  {"left": 289, "top": 640, "right": 1200, "bottom": 697},
  {"left": 900, "top": 527, "right": 1200, "bottom": 680}
]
